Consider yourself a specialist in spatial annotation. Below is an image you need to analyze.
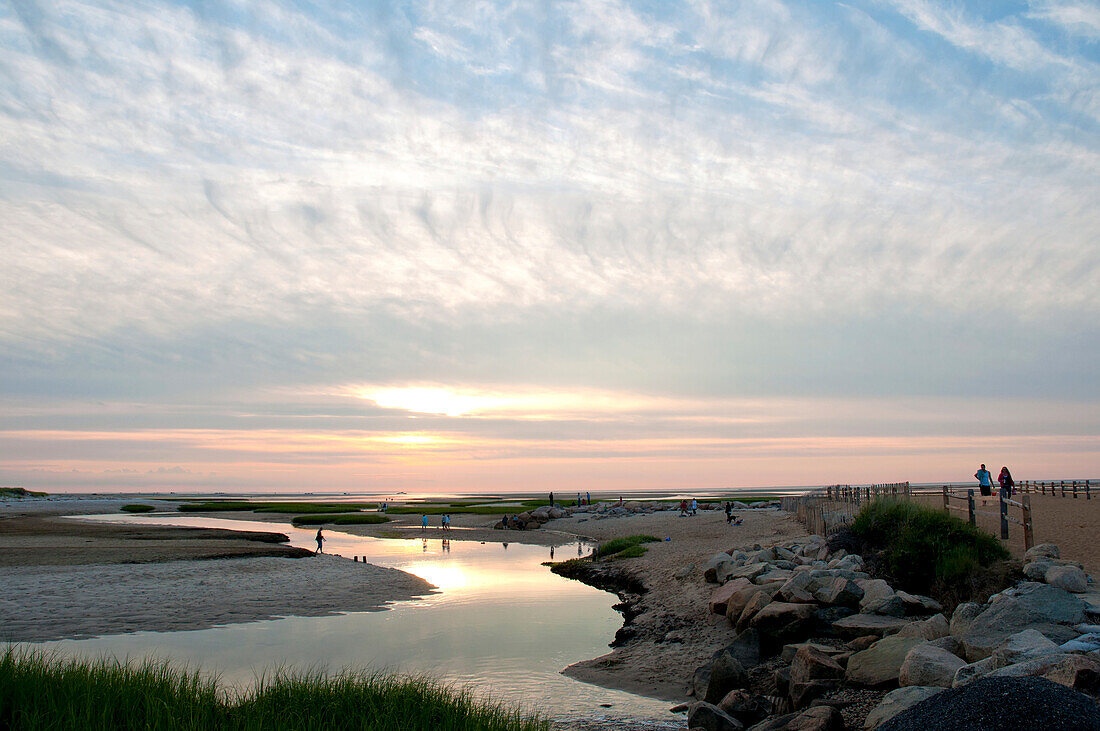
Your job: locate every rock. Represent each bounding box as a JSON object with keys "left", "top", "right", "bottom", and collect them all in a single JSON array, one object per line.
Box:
[
  {"left": 848, "top": 635, "right": 880, "bottom": 652},
  {"left": 927, "top": 635, "right": 964, "bottom": 658},
  {"left": 718, "top": 689, "right": 767, "bottom": 727},
  {"left": 778, "top": 573, "right": 819, "bottom": 604},
  {"left": 816, "top": 577, "right": 864, "bottom": 608},
  {"left": 789, "top": 679, "right": 839, "bottom": 709},
  {"left": 833, "top": 614, "right": 914, "bottom": 639},
  {"left": 948, "top": 602, "right": 982, "bottom": 637},
  {"left": 1025, "top": 543, "right": 1060, "bottom": 561},
  {"left": 810, "top": 606, "right": 855, "bottom": 635},
  {"left": 711, "top": 579, "right": 755, "bottom": 615},
  {"left": 896, "top": 614, "right": 949, "bottom": 641},
  {"left": 782, "top": 642, "right": 841, "bottom": 664},
  {"left": 857, "top": 579, "right": 895, "bottom": 611},
  {"left": 863, "top": 686, "right": 944, "bottom": 728},
  {"left": 895, "top": 591, "right": 942, "bottom": 615},
  {"left": 1041, "top": 654, "right": 1100, "bottom": 697},
  {"left": 1046, "top": 565, "right": 1089, "bottom": 593},
  {"left": 749, "top": 602, "right": 817, "bottom": 649},
  {"left": 877, "top": 676, "right": 1100, "bottom": 731},
  {"left": 961, "top": 582, "right": 1087, "bottom": 661},
  {"left": 987, "top": 652, "right": 1079, "bottom": 680},
  {"left": 992, "top": 628, "right": 1063, "bottom": 667},
  {"left": 736, "top": 590, "right": 777, "bottom": 632},
  {"left": 748, "top": 712, "right": 797, "bottom": 731},
  {"left": 898, "top": 643, "right": 966, "bottom": 687},
  {"left": 951, "top": 657, "right": 995, "bottom": 687},
  {"left": 846, "top": 636, "right": 925, "bottom": 687},
  {"left": 705, "top": 553, "right": 736, "bottom": 583},
  {"left": 726, "top": 563, "right": 771, "bottom": 582},
  {"left": 726, "top": 586, "right": 772, "bottom": 621},
  {"left": 785, "top": 705, "right": 844, "bottom": 730},
  {"left": 703, "top": 651, "right": 749, "bottom": 703},
  {"left": 863, "top": 594, "right": 908, "bottom": 617},
  {"left": 688, "top": 701, "right": 745, "bottom": 731},
  {"left": 1060, "top": 633, "right": 1100, "bottom": 653},
  {"left": 1024, "top": 559, "right": 1053, "bottom": 581},
  {"left": 790, "top": 645, "right": 845, "bottom": 685},
  {"left": 756, "top": 569, "right": 794, "bottom": 585},
  {"left": 718, "top": 628, "right": 763, "bottom": 669}
]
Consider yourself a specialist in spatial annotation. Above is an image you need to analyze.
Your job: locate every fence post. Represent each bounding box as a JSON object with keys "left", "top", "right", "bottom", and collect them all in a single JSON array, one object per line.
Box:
[
  {"left": 1061, "top": 480, "right": 1065, "bottom": 498},
  {"left": 1022, "top": 494, "right": 1034, "bottom": 551},
  {"left": 1073, "top": 480, "right": 1078, "bottom": 499},
  {"left": 1041, "top": 481, "right": 1045, "bottom": 495},
  {"left": 967, "top": 489, "right": 976, "bottom": 526},
  {"left": 1088, "top": 480, "right": 1091, "bottom": 501},
  {"left": 999, "top": 490, "right": 1009, "bottom": 540},
  {"left": 942, "top": 485, "right": 950, "bottom": 514}
]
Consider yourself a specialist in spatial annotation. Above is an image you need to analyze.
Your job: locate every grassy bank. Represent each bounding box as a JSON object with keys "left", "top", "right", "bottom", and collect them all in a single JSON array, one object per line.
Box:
[
  {"left": 290, "top": 514, "right": 390, "bottom": 526},
  {"left": 848, "top": 499, "right": 1013, "bottom": 605},
  {"left": 0, "top": 647, "right": 547, "bottom": 731},
  {"left": 594, "top": 534, "right": 660, "bottom": 559},
  {"left": 0, "top": 487, "right": 48, "bottom": 498},
  {"left": 120, "top": 504, "right": 156, "bottom": 513},
  {"left": 178, "top": 501, "right": 376, "bottom": 514}
]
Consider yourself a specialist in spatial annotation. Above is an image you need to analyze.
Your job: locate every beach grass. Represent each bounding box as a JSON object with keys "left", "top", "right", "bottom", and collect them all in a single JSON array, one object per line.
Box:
[
  {"left": 594, "top": 534, "right": 660, "bottom": 558},
  {"left": 385, "top": 505, "right": 516, "bottom": 516},
  {"left": 120, "top": 504, "right": 156, "bottom": 513},
  {"left": 0, "top": 647, "right": 548, "bottom": 731},
  {"left": 850, "top": 499, "right": 1010, "bottom": 597},
  {"left": 290, "top": 514, "right": 391, "bottom": 526}
]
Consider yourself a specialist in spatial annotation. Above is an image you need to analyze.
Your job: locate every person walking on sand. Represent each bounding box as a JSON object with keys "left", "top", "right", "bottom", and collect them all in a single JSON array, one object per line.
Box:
[
  {"left": 679, "top": 499, "right": 688, "bottom": 516},
  {"left": 586, "top": 491, "right": 591, "bottom": 505},
  {"left": 999, "top": 466, "right": 1015, "bottom": 498},
  {"left": 690, "top": 498, "right": 698, "bottom": 516},
  {"left": 315, "top": 527, "right": 325, "bottom": 554},
  {"left": 725, "top": 502, "right": 733, "bottom": 524},
  {"left": 975, "top": 464, "right": 994, "bottom": 505},
  {"left": 421, "top": 514, "right": 428, "bottom": 531}
]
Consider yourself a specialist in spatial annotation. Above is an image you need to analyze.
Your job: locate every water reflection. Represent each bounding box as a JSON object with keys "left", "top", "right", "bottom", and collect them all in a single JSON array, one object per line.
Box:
[{"left": 45, "top": 514, "right": 673, "bottom": 727}]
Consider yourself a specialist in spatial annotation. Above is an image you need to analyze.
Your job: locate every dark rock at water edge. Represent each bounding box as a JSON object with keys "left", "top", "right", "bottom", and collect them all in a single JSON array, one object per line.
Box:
[{"left": 878, "top": 676, "right": 1100, "bottom": 731}]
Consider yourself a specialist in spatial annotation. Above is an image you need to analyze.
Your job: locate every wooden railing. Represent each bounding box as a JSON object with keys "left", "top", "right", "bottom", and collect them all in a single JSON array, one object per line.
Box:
[
  {"left": 939, "top": 485, "right": 1034, "bottom": 550},
  {"left": 1014, "top": 479, "right": 1092, "bottom": 499}
]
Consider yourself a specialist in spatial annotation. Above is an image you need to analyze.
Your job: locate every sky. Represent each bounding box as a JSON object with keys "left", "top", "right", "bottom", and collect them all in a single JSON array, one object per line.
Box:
[{"left": 1, "top": 0, "right": 1098, "bottom": 495}]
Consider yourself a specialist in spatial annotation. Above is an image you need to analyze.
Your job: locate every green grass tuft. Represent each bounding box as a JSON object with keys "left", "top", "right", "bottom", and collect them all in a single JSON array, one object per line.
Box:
[
  {"left": 610, "top": 545, "right": 648, "bottom": 559},
  {"left": 178, "top": 501, "right": 375, "bottom": 514},
  {"left": 0, "top": 487, "right": 48, "bottom": 498},
  {"left": 850, "top": 499, "right": 1010, "bottom": 596},
  {"left": 594, "top": 534, "right": 660, "bottom": 558},
  {"left": 120, "top": 504, "right": 155, "bottom": 513},
  {"left": 0, "top": 647, "right": 547, "bottom": 731},
  {"left": 290, "top": 514, "right": 391, "bottom": 526}
]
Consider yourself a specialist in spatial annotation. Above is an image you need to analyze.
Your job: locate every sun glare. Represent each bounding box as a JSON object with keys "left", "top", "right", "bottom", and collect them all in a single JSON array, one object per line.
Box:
[{"left": 364, "top": 388, "right": 499, "bottom": 416}]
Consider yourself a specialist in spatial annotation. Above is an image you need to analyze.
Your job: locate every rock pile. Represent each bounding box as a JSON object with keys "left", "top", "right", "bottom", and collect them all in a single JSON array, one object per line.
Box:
[{"left": 691, "top": 538, "right": 1100, "bottom": 729}]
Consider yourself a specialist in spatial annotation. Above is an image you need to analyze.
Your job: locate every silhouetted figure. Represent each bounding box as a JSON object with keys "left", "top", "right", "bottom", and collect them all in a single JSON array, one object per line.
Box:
[
  {"left": 999, "top": 466, "right": 1015, "bottom": 497},
  {"left": 315, "top": 528, "right": 325, "bottom": 554},
  {"left": 549, "top": 491, "right": 554, "bottom": 506}
]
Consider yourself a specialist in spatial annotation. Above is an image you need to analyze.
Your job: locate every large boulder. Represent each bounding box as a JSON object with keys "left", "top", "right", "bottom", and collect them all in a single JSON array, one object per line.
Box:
[
  {"left": 948, "top": 602, "right": 982, "bottom": 637},
  {"left": 789, "top": 645, "right": 845, "bottom": 685},
  {"left": 833, "top": 613, "right": 914, "bottom": 639},
  {"left": 703, "top": 651, "right": 749, "bottom": 703},
  {"left": 736, "top": 591, "right": 777, "bottom": 632},
  {"left": 711, "top": 578, "right": 755, "bottom": 615},
  {"left": 857, "top": 579, "right": 895, "bottom": 611},
  {"left": 727, "top": 562, "right": 771, "bottom": 582},
  {"left": 718, "top": 628, "right": 763, "bottom": 669},
  {"left": 785, "top": 705, "right": 844, "bottom": 731},
  {"left": 1025, "top": 543, "right": 1060, "bottom": 562},
  {"left": 1024, "top": 559, "right": 1054, "bottom": 581},
  {"left": 846, "top": 635, "right": 925, "bottom": 687},
  {"left": 816, "top": 577, "right": 864, "bottom": 608},
  {"left": 863, "top": 686, "right": 944, "bottom": 728},
  {"left": 749, "top": 602, "right": 817, "bottom": 649},
  {"left": 951, "top": 657, "right": 995, "bottom": 687},
  {"left": 705, "top": 553, "right": 736, "bottom": 583},
  {"left": 778, "top": 572, "right": 818, "bottom": 604},
  {"left": 1042, "top": 654, "right": 1100, "bottom": 697},
  {"left": 961, "top": 583, "right": 1088, "bottom": 661},
  {"left": 877, "top": 676, "right": 1100, "bottom": 731},
  {"left": 1046, "top": 565, "right": 1089, "bottom": 593},
  {"left": 726, "top": 585, "right": 772, "bottom": 622},
  {"left": 898, "top": 643, "right": 966, "bottom": 688},
  {"left": 991, "top": 628, "right": 1063, "bottom": 667},
  {"left": 688, "top": 701, "right": 745, "bottom": 731}
]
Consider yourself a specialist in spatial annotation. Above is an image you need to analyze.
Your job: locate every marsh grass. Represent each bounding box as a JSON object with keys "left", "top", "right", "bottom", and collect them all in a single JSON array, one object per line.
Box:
[
  {"left": 0, "top": 648, "right": 548, "bottom": 731},
  {"left": 120, "top": 504, "right": 156, "bottom": 513},
  {"left": 594, "top": 535, "right": 660, "bottom": 558},
  {"left": 849, "top": 499, "right": 1011, "bottom": 602},
  {"left": 290, "top": 514, "right": 390, "bottom": 526},
  {"left": 0, "top": 487, "right": 48, "bottom": 498}
]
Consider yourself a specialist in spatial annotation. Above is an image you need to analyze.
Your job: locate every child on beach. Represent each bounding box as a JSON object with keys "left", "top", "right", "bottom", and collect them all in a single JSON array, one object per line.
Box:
[{"left": 315, "top": 528, "right": 325, "bottom": 554}]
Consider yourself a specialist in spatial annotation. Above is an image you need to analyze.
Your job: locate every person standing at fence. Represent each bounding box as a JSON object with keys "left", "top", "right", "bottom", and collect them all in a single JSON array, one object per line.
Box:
[
  {"left": 975, "top": 464, "right": 994, "bottom": 505},
  {"left": 998, "top": 466, "right": 1015, "bottom": 498}
]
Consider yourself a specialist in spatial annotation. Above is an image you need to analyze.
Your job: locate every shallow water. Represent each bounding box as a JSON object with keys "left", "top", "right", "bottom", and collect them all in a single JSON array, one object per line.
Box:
[{"left": 39, "top": 513, "right": 679, "bottom": 729}]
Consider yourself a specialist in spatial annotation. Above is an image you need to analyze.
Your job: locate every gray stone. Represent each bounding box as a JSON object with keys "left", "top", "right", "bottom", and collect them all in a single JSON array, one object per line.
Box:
[
  {"left": 927, "top": 635, "right": 964, "bottom": 658},
  {"left": 1041, "top": 653, "right": 1100, "bottom": 697},
  {"left": 726, "top": 585, "right": 771, "bottom": 621},
  {"left": 992, "top": 628, "right": 1063, "bottom": 667},
  {"left": 816, "top": 577, "right": 864, "bottom": 608},
  {"left": 898, "top": 643, "right": 967, "bottom": 688},
  {"left": 704, "top": 553, "right": 735, "bottom": 582},
  {"left": 846, "top": 635, "right": 925, "bottom": 687},
  {"left": 952, "top": 657, "right": 996, "bottom": 687},
  {"left": 811, "top": 605, "right": 855, "bottom": 635},
  {"left": 1046, "top": 565, "right": 1089, "bottom": 593},
  {"left": 1060, "top": 633, "right": 1100, "bottom": 653},
  {"left": 857, "top": 579, "right": 895, "bottom": 611},
  {"left": 726, "top": 562, "right": 770, "bottom": 581},
  {"left": 789, "top": 679, "right": 839, "bottom": 710},
  {"left": 961, "top": 582, "right": 1088, "bottom": 661},
  {"left": 987, "top": 652, "right": 1080, "bottom": 679},
  {"left": 896, "top": 591, "right": 942, "bottom": 615},
  {"left": 688, "top": 701, "right": 745, "bottom": 731},
  {"left": 784, "top": 704, "right": 843, "bottom": 731},
  {"left": 833, "top": 613, "right": 914, "bottom": 639},
  {"left": 863, "top": 686, "right": 944, "bottom": 728},
  {"left": 948, "top": 602, "right": 982, "bottom": 638},
  {"left": 864, "top": 595, "right": 908, "bottom": 617},
  {"left": 736, "top": 590, "right": 776, "bottom": 632},
  {"left": 756, "top": 569, "right": 795, "bottom": 584},
  {"left": 749, "top": 602, "right": 817, "bottom": 648},
  {"left": 1025, "top": 543, "right": 1060, "bottom": 561},
  {"left": 1024, "top": 559, "right": 1054, "bottom": 582},
  {"left": 782, "top": 642, "right": 842, "bottom": 664},
  {"left": 778, "top": 572, "right": 819, "bottom": 604},
  {"left": 719, "top": 628, "right": 763, "bottom": 669}
]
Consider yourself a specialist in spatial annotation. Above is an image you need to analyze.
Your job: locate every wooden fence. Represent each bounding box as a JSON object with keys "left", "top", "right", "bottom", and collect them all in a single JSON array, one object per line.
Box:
[
  {"left": 780, "top": 482, "right": 910, "bottom": 537},
  {"left": 1014, "top": 479, "right": 1092, "bottom": 500},
  {"left": 938, "top": 485, "right": 1034, "bottom": 550}
]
